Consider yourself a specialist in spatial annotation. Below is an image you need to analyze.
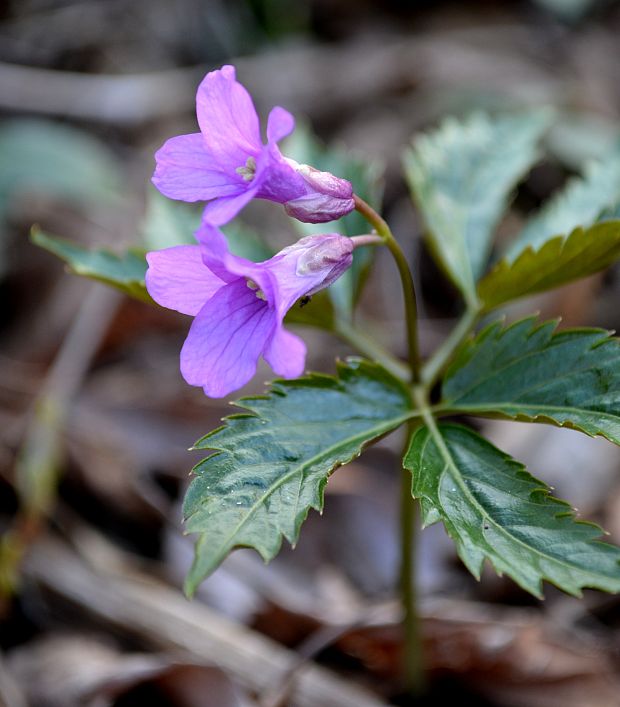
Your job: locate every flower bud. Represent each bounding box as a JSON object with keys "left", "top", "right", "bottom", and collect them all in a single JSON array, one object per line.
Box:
[
  {"left": 283, "top": 163, "right": 355, "bottom": 223},
  {"left": 297, "top": 164, "right": 353, "bottom": 199},
  {"left": 294, "top": 235, "right": 354, "bottom": 294}
]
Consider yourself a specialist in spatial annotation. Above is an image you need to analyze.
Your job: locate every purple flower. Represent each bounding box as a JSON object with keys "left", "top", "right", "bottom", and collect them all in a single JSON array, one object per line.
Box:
[
  {"left": 152, "top": 65, "right": 355, "bottom": 226},
  {"left": 145, "top": 225, "right": 354, "bottom": 398}
]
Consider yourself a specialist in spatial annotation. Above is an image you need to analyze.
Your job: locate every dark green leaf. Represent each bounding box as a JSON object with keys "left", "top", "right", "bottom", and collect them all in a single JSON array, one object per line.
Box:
[
  {"left": 478, "top": 220, "right": 620, "bottom": 310},
  {"left": 440, "top": 317, "right": 620, "bottom": 444},
  {"left": 31, "top": 229, "right": 151, "bottom": 303},
  {"left": 505, "top": 147, "right": 620, "bottom": 262},
  {"left": 284, "top": 290, "right": 335, "bottom": 330},
  {"left": 285, "top": 124, "right": 384, "bottom": 319},
  {"left": 183, "top": 359, "right": 413, "bottom": 594},
  {"left": 405, "top": 423, "right": 620, "bottom": 597},
  {"left": 403, "top": 112, "right": 549, "bottom": 302}
]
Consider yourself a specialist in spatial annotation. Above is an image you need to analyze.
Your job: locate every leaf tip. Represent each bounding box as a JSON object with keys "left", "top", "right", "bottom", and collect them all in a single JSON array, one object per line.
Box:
[{"left": 183, "top": 574, "right": 199, "bottom": 599}]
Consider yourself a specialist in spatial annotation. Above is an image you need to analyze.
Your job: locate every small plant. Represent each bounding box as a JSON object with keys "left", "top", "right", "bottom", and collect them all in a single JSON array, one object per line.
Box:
[{"left": 34, "top": 65, "right": 620, "bottom": 692}]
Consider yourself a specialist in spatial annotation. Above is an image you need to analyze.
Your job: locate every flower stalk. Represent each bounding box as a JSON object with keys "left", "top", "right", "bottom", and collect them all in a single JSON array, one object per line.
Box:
[
  {"left": 421, "top": 304, "right": 481, "bottom": 387},
  {"left": 353, "top": 195, "right": 421, "bottom": 384}
]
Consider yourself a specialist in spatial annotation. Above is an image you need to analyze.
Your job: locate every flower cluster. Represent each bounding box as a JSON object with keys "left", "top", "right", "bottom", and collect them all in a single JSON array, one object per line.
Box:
[
  {"left": 152, "top": 65, "right": 354, "bottom": 226},
  {"left": 147, "top": 65, "right": 364, "bottom": 397}
]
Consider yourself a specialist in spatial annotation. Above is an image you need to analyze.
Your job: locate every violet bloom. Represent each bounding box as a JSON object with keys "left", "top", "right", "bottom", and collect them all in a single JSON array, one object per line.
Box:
[
  {"left": 152, "top": 65, "right": 355, "bottom": 225},
  {"left": 145, "top": 225, "right": 354, "bottom": 398}
]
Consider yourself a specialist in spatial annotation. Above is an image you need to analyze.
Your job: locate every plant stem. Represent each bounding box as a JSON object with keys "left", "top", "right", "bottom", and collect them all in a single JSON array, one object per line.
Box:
[
  {"left": 334, "top": 318, "right": 410, "bottom": 380},
  {"left": 421, "top": 305, "right": 480, "bottom": 388},
  {"left": 354, "top": 195, "right": 421, "bottom": 384},
  {"left": 354, "top": 194, "right": 426, "bottom": 695},
  {"left": 399, "top": 419, "right": 425, "bottom": 695}
]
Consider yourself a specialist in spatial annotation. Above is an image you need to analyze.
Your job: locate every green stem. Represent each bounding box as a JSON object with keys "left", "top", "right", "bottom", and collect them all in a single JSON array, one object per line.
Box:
[
  {"left": 354, "top": 194, "right": 426, "bottom": 695},
  {"left": 421, "top": 305, "right": 480, "bottom": 388},
  {"left": 399, "top": 419, "right": 425, "bottom": 695},
  {"left": 334, "top": 318, "right": 410, "bottom": 380},
  {"left": 354, "top": 195, "right": 421, "bottom": 384}
]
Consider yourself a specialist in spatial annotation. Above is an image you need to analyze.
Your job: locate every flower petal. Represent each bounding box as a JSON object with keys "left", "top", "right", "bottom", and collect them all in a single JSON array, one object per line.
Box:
[
  {"left": 263, "top": 325, "right": 306, "bottom": 378},
  {"left": 152, "top": 134, "right": 244, "bottom": 202},
  {"left": 200, "top": 185, "right": 259, "bottom": 226},
  {"left": 145, "top": 245, "right": 224, "bottom": 316},
  {"left": 283, "top": 193, "right": 356, "bottom": 223},
  {"left": 253, "top": 142, "right": 306, "bottom": 203},
  {"left": 196, "top": 65, "right": 262, "bottom": 171},
  {"left": 258, "top": 234, "right": 354, "bottom": 316},
  {"left": 180, "top": 279, "right": 276, "bottom": 398},
  {"left": 196, "top": 222, "right": 278, "bottom": 305},
  {"left": 266, "top": 106, "right": 295, "bottom": 144}
]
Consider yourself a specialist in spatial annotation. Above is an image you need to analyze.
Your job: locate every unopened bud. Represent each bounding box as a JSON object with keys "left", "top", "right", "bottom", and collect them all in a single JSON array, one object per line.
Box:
[
  {"left": 297, "top": 164, "right": 353, "bottom": 199},
  {"left": 283, "top": 164, "right": 355, "bottom": 223},
  {"left": 294, "top": 235, "right": 353, "bottom": 294},
  {"left": 284, "top": 193, "right": 355, "bottom": 223}
]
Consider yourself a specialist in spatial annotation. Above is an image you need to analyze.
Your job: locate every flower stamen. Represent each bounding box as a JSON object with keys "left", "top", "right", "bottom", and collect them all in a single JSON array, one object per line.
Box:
[
  {"left": 236, "top": 156, "right": 256, "bottom": 182},
  {"left": 246, "top": 278, "right": 266, "bottom": 300}
]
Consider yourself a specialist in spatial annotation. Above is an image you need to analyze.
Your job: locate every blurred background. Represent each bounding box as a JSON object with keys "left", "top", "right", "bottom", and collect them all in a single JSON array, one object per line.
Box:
[{"left": 1, "top": 1, "right": 620, "bottom": 705}]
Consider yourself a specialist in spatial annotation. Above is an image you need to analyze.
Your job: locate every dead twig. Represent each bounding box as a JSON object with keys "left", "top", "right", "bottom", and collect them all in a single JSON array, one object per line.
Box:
[
  {"left": 0, "top": 653, "right": 28, "bottom": 707},
  {"left": 24, "top": 538, "right": 388, "bottom": 707},
  {"left": 0, "top": 284, "right": 121, "bottom": 605},
  {"left": 0, "top": 26, "right": 563, "bottom": 126}
]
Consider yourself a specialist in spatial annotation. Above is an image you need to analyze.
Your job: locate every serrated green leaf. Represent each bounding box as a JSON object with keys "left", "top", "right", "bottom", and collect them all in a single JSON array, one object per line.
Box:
[
  {"left": 440, "top": 317, "right": 620, "bottom": 444},
  {"left": 285, "top": 124, "right": 384, "bottom": 319},
  {"left": 506, "top": 147, "right": 620, "bottom": 262},
  {"left": 405, "top": 423, "right": 620, "bottom": 597},
  {"left": 0, "top": 119, "right": 123, "bottom": 215},
  {"left": 478, "top": 220, "right": 620, "bottom": 310},
  {"left": 31, "top": 229, "right": 151, "bottom": 303},
  {"left": 403, "top": 112, "right": 549, "bottom": 302},
  {"left": 182, "top": 359, "right": 413, "bottom": 594}
]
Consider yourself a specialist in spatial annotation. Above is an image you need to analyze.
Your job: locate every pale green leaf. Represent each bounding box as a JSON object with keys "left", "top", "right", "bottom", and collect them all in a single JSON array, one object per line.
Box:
[
  {"left": 183, "top": 359, "right": 413, "bottom": 594},
  {"left": 478, "top": 220, "right": 620, "bottom": 310},
  {"left": 532, "top": 0, "right": 597, "bottom": 21},
  {"left": 440, "top": 317, "right": 620, "bottom": 444},
  {"left": 546, "top": 113, "right": 620, "bottom": 170},
  {"left": 506, "top": 147, "right": 620, "bottom": 261},
  {"left": 405, "top": 423, "right": 620, "bottom": 597},
  {"left": 141, "top": 189, "right": 200, "bottom": 250},
  {"left": 0, "top": 119, "right": 123, "bottom": 214},
  {"left": 403, "top": 112, "right": 549, "bottom": 302},
  {"left": 599, "top": 201, "right": 620, "bottom": 222},
  {"left": 31, "top": 229, "right": 151, "bottom": 303},
  {"left": 222, "top": 220, "right": 274, "bottom": 263}
]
